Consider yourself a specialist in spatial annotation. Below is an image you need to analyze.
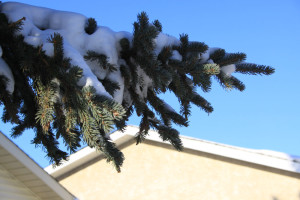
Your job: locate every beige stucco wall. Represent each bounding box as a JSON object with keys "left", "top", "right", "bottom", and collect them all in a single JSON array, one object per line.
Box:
[{"left": 58, "top": 139, "right": 300, "bottom": 200}]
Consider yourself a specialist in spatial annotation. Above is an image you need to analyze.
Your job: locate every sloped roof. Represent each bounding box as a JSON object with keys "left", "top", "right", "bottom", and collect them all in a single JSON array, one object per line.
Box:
[
  {"left": 45, "top": 125, "right": 300, "bottom": 178},
  {"left": 0, "top": 131, "right": 75, "bottom": 200}
]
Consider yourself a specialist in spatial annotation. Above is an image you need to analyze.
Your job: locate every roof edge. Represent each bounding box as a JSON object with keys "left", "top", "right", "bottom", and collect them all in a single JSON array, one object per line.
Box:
[
  {"left": 0, "top": 132, "right": 75, "bottom": 200},
  {"left": 45, "top": 125, "right": 300, "bottom": 177}
]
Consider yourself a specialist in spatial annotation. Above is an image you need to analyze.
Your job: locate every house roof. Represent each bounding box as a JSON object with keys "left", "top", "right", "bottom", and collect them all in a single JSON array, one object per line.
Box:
[
  {"left": 0, "top": 131, "right": 75, "bottom": 200},
  {"left": 45, "top": 125, "right": 300, "bottom": 178}
]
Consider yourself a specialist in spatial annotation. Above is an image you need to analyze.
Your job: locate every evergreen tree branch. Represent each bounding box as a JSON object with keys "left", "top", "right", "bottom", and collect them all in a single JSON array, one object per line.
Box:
[
  {"left": 236, "top": 63, "right": 275, "bottom": 75},
  {"left": 0, "top": 5, "right": 275, "bottom": 172}
]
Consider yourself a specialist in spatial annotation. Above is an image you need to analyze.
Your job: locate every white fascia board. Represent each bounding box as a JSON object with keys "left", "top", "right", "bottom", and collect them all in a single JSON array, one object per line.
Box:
[
  {"left": 181, "top": 137, "right": 300, "bottom": 173},
  {"left": 139, "top": 129, "right": 300, "bottom": 174},
  {"left": 45, "top": 125, "right": 300, "bottom": 177},
  {"left": 0, "top": 132, "right": 75, "bottom": 200},
  {"left": 123, "top": 126, "right": 300, "bottom": 174}
]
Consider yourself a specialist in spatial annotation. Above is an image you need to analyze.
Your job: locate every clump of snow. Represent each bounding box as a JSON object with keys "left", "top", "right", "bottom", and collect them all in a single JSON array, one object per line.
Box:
[
  {"left": 86, "top": 60, "right": 108, "bottom": 81},
  {"left": 0, "top": 52, "right": 15, "bottom": 94},
  {"left": 84, "top": 27, "right": 119, "bottom": 65},
  {"left": 170, "top": 50, "right": 182, "bottom": 61},
  {"left": 135, "top": 65, "right": 152, "bottom": 101},
  {"left": 63, "top": 43, "right": 112, "bottom": 98},
  {"left": 253, "top": 149, "right": 300, "bottom": 163},
  {"left": 154, "top": 33, "right": 181, "bottom": 56},
  {"left": 199, "top": 47, "right": 220, "bottom": 64},
  {"left": 1, "top": 2, "right": 87, "bottom": 36},
  {"left": 23, "top": 36, "right": 42, "bottom": 47},
  {"left": 107, "top": 67, "right": 124, "bottom": 103},
  {"left": 221, "top": 64, "right": 236, "bottom": 76},
  {"left": 206, "top": 59, "right": 214, "bottom": 64},
  {"left": 42, "top": 43, "right": 55, "bottom": 57}
]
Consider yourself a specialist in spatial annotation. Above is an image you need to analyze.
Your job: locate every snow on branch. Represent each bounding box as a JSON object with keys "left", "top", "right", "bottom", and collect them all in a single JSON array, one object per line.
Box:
[
  {"left": 0, "top": 2, "right": 274, "bottom": 170},
  {"left": 0, "top": 2, "right": 239, "bottom": 102},
  {"left": 0, "top": 45, "right": 14, "bottom": 94}
]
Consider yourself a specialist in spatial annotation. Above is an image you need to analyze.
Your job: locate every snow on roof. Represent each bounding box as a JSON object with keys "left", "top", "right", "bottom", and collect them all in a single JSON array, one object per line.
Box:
[
  {"left": 0, "top": 131, "right": 75, "bottom": 200},
  {"left": 45, "top": 125, "right": 300, "bottom": 178}
]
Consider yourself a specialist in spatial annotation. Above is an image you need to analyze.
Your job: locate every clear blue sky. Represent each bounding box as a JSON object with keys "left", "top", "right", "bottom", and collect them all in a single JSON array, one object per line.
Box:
[{"left": 1, "top": 0, "right": 300, "bottom": 167}]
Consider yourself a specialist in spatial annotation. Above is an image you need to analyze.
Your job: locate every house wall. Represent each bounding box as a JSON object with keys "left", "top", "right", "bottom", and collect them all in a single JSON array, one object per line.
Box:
[{"left": 58, "top": 139, "right": 300, "bottom": 200}]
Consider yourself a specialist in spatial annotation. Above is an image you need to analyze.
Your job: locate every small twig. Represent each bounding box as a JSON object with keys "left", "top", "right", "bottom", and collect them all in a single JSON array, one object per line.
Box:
[{"left": 9, "top": 17, "right": 26, "bottom": 27}]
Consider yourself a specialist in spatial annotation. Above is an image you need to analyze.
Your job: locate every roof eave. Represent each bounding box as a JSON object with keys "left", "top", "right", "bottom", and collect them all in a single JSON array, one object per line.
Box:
[
  {"left": 0, "top": 132, "right": 75, "bottom": 200},
  {"left": 45, "top": 125, "right": 300, "bottom": 178}
]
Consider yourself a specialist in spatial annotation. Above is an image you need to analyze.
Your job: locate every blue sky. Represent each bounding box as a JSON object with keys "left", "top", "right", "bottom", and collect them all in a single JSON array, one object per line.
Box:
[{"left": 1, "top": 0, "right": 300, "bottom": 167}]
